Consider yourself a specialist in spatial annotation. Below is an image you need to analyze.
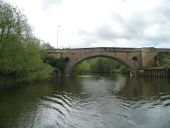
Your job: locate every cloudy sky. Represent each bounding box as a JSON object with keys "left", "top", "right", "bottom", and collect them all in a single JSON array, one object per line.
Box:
[{"left": 4, "top": 0, "right": 170, "bottom": 48}]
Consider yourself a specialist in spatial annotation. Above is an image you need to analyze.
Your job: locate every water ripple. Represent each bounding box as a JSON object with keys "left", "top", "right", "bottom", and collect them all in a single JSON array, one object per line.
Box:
[
  {"left": 44, "top": 96, "right": 72, "bottom": 112},
  {"left": 53, "top": 94, "right": 73, "bottom": 107}
]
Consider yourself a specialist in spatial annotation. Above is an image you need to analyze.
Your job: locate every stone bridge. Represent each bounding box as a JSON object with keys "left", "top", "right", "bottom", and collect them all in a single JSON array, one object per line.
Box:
[{"left": 47, "top": 47, "right": 170, "bottom": 76}]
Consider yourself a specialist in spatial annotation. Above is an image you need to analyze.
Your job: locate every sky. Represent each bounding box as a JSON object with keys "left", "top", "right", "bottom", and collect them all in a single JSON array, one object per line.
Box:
[{"left": 4, "top": 0, "right": 170, "bottom": 48}]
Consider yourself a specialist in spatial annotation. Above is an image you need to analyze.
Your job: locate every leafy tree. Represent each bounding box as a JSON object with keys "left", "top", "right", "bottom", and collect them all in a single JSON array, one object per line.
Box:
[
  {"left": 0, "top": 1, "right": 53, "bottom": 82},
  {"left": 40, "top": 42, "right": 54, "bottom": 50},
  {"left": 0, "top": 1, "right": 31, "bottom": 51}
]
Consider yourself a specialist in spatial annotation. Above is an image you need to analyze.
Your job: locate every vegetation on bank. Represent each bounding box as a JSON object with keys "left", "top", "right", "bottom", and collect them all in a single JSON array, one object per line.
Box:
[
  {"left": 0, "top": 1, "right": 55, "bottom": 83},
  {"left": 72, "top": 57, "right": 129, "bottom": 75},
  {"left": 155, "top": 53, "right": 170, "bottom": 68},
  {"left": 42, "top": 54, "right": 66, "bottom": 74}
]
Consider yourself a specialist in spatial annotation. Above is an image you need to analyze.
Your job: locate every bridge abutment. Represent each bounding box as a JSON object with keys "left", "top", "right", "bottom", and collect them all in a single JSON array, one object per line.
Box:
[{"left": 141, "top": 47, "right": 157, "bottom": 68}]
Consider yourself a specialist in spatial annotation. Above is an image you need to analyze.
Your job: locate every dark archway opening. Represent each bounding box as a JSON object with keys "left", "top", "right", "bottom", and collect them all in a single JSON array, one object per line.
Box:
[
  {"left": 132, "top": 56, "right": 138, "bottom": 63},
  {"left": 65, "top": 57, "right": 69, "bottom": 63}
]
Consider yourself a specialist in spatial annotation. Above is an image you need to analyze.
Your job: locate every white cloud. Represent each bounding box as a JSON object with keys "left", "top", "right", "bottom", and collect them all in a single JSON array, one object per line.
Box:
[{"left": 4, "top": 0, "right": 170, "bottom": 48}]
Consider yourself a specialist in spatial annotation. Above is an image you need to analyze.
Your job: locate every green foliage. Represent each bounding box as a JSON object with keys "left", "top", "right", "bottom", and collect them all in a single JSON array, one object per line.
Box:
[
  {"left": 155, "top": 53, "right": 170, "bottom": 68},
  {"left": 0, "top": 1, "right": 31, "bottom": 50},
  {"left": 0, "top": 1, "right": 53, "bottom": 82},
  {"left": 73, "top": 57, "right": 128, "bottom": 75},
  {"left": 43, "top": 55, "right": 66, "bottom": 73},
  {"left": 40, "top": 42, "right": 54, "bottom": 49},
  {"left": 73, "top": 61, "right": 91, "bottom": 75}
]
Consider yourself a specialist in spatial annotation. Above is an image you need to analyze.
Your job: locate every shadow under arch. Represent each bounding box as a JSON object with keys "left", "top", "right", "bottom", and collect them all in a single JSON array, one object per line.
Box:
[{"left": 65, "top": 55, "right": 137, "bottom": 76}]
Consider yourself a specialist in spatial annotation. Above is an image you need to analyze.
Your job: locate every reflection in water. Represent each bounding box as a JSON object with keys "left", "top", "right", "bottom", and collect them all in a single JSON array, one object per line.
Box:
[{"left": 0, "top": 75, "right": 170, "bottom": 128}]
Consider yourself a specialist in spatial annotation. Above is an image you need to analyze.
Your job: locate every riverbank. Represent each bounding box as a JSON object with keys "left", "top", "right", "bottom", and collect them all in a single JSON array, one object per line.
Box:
[{"left": 0, "top": 73, "right": 54, "bottom": 90}]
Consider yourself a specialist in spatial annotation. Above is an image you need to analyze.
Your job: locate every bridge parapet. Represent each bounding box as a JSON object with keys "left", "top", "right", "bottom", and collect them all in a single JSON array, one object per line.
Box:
[
  {"left": 48, "top": 47, "right": 141, "bottom": 53},
  {"left": 156, "top": 48, "right": 170, "bottom": 52}
]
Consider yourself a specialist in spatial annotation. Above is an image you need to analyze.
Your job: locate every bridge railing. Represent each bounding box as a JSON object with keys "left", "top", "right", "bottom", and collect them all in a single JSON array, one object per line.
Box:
[
  {"left": 156, "top": 48, "right": 170, "bottom": 52},
  {"left": 47, "top": 47, "right": 141, "bottom": 53}
]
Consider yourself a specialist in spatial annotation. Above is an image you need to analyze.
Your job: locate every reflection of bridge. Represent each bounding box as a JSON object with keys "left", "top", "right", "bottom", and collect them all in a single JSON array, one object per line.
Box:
[{"left": 48, "top": 47, "right": 170, "bottom": 76}]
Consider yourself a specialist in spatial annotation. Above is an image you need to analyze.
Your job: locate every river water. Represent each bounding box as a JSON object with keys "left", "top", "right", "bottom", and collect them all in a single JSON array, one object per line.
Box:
[{"left": 0, "top": 75, "right": 170, "bottom": 128}]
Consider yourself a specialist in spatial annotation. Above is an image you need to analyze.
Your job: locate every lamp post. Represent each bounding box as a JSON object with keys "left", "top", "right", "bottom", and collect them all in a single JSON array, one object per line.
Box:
[{"left": 57, "top": 25, "right": 60, "bottom": 49}]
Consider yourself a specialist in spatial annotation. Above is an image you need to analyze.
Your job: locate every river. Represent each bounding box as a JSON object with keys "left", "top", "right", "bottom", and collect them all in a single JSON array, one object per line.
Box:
[{"left": 0, "top": 75, "right": 170, "bottom": 128}]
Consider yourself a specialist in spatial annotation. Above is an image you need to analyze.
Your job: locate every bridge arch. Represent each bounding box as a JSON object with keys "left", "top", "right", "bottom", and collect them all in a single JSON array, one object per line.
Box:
[{"left": 65, "top": 54, "right": 138, "bottom": 76}]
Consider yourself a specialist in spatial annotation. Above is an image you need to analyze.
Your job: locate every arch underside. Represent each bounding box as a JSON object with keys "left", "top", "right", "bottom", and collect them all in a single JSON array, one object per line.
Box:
[{"left": 65, "top": 55, "right": 138, "bottom": 75}]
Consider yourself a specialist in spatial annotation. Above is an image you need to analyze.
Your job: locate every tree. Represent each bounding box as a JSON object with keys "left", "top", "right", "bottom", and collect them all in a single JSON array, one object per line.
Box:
[
  {"left": 0, "top": 1, "right": 53, "bottom": 81},
  {"left": 0, "top": 1, "right": 31, "bottom": 51},
  {"left": 40, "top": 42, "right": 54, "bottom": 49}
]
